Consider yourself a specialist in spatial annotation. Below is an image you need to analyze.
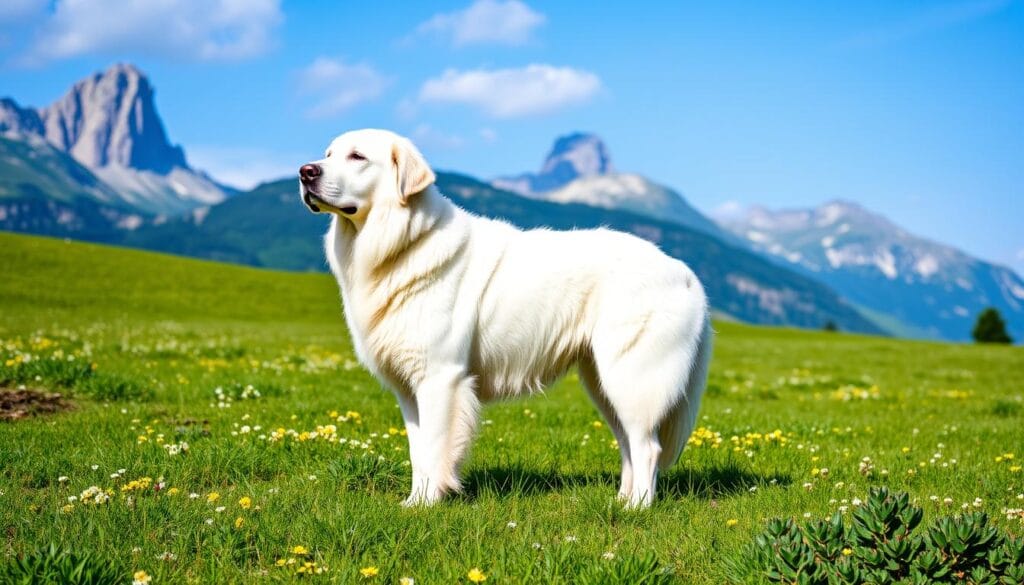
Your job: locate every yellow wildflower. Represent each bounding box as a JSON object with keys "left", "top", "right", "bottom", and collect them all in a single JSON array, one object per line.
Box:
[
  {"left": 238, "top": 496, "right": 252, "bottom": 509},
  {"left": 234, "top": 517, "right": 244, "bottom": 529},
  {"left": 291, "top": 545, "right": 309, "bottom": 555},
  {"left": 206, "top": 492, "right": 220, "bottom": 503},
  {"left": 132, "top": 570, "right": 152, "bottom": 585},
  {"left": 360, "top": 566, "right": 379, "bottom": 578},
  {"left": 842, "top": 548, "right": 853, "bottom": 556},
  {"left": 726, "top": 519, "right": 739, "bottom": 527},
  {"left": 467, "top": 568, "right": 487, "bottom": 582}
]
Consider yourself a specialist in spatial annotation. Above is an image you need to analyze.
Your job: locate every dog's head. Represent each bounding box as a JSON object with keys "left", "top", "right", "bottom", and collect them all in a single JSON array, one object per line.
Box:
[{"left": 299, "top": 129, "right": 435, "bottom": 221}]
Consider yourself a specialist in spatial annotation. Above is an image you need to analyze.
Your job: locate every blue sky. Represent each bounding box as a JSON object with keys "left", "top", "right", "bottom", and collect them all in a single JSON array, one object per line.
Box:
[{"left": 1, "top": 0, "right": 1022, "bottom": 272}]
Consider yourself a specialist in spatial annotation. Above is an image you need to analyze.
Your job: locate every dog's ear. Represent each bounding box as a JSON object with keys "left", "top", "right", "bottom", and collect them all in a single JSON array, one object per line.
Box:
[{"left": 392, "top": 138, "right": 435, "bottom": 205}]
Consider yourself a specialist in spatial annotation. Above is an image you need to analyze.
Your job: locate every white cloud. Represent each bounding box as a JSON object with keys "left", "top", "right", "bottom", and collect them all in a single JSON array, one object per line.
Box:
[
  {"left": 411, "top": 124, "right": 465, "bottom": 151},
  {"left": 413, "top": 0, "right": 545, "bottom": 47},
  {"left": 479, "top": 127, "right": 498, "bottom": 143},
  {"left": 419, "top": 64, "right": 600, "bottom": 118},
  {"left": 23, "top": 0, "right": 281, "bottom": 64},
  {"left": 298, "top": 57, "right": 389, "bottom": 118},
  {"left": 188, "top": 145, "right": 303, "bottom": 190}
]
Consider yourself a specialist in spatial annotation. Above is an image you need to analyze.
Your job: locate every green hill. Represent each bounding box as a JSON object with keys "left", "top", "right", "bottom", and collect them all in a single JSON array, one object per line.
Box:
[{"left": 0, "top": 231, "right": 336, "bottom": 328}]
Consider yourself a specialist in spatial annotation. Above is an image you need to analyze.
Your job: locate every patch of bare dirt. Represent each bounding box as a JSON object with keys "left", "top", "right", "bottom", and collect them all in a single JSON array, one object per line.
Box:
[{"left": 0, "top": 388, "right": 71, "bottom": 421}]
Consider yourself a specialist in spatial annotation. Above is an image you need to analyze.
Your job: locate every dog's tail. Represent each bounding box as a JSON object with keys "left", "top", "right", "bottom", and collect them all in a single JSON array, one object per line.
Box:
[{"left": 657, "top": 314, "right": 713, "bottom": 470}]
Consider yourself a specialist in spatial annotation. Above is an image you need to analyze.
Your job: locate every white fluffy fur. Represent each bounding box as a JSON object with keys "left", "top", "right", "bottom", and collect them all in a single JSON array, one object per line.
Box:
[{"left": 301, "top": 129, "right": 712, "bottom": 507}]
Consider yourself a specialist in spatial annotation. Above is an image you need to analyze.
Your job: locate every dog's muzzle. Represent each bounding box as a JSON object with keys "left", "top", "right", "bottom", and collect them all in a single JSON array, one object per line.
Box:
[
  {"left": 301, "top": 189, "right": 357, "bottom": 215},
  {"left": 302, "top": 190, "right": 323, "bottom": 213}
]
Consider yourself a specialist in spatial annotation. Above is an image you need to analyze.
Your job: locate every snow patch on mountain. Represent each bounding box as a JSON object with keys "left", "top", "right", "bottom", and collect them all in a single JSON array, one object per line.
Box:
[
  {"left": 915, "top": 255, "right": 940, "bottom": 278},
  {"left": 718, "top": 199, "right": 1024, "bottom": 341}
]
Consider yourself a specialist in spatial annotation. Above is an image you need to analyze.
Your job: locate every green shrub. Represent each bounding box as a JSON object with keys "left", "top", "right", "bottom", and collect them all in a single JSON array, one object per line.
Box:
[
  {"left": 0, "top": 543, "right": 126, "bottom": 584},
  {"left": 727, "top": 487, "right": 1024, "bottom": 584},
  {"left": 577, "top": 552, "right": 673, "bottom": 584},
  {"left": 972, "top": 308, "right": 1013, "bottom": 344}
]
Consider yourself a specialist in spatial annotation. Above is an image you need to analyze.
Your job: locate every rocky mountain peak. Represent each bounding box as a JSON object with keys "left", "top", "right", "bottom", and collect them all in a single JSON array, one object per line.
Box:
[
  {"left": 1, "top": 63, "right": 227, "bottom": 214},
  {"left": 539, "top": 132, "right": 613, "bottom": 183},
  {"left": 0, "top": 98, "right": 44, "bottom": 136},
  {"left": 39, "top": 62, "right": 187, "bottom": 174},
  {"left": 493, "top": 131, "right": 613, "bottom": 195}
]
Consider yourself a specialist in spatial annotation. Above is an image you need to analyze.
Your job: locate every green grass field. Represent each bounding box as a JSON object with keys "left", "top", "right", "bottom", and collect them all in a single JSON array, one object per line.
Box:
[{"left": 1, "top": 232, "right": 1022, "bottom": 584}]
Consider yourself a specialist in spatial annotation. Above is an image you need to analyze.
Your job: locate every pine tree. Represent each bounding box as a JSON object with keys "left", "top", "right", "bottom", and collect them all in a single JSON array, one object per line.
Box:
[{"left": 971, "top": 307, "right": 1013, "bottom": 344}]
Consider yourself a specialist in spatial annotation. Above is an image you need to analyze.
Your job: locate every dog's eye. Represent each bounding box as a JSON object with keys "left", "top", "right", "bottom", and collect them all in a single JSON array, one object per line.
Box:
[{"left": 348, "top": 151, "right": 366, "bottom": 161}]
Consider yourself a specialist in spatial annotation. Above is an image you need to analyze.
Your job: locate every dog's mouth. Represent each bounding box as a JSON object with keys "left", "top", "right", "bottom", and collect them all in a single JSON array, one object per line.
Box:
[{"left": 302, "top": 189, "right": 358, "bottom": 215}]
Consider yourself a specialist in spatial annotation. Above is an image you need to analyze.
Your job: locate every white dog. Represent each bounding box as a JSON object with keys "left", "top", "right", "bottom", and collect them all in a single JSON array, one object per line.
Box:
[{"left": 299, "top": 129, "right": 712, "bottom": 508}]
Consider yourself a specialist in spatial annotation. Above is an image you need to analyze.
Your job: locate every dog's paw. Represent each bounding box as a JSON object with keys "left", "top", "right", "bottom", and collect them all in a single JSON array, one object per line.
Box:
[{"left": 401, "top": 491, "right": 442, "bottom": 507}]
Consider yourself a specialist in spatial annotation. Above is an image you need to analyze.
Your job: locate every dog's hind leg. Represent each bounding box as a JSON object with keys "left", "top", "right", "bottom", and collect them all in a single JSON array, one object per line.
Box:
[
  {"left": 591, "top": 306, "right": 708, "bottom": 508},
  {"left": 623, "top": 427, "right": 662, "bottom": 508},
  {"left": 404, "top": 366, "right": 480, "bottom": 506},
  {"left": 578, "top": 356, "right": 633, "bottom": 500}
]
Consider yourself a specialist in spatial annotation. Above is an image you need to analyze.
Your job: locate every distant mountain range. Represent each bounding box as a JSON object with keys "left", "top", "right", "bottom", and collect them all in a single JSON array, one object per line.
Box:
[
  {"left": 0, "top": 63, "right": 229, "bottom": 218},
  {"left": 119, "top": 173, "right": 880, "bottom": 333},
  {"left": 0, "top": 62, "right": 1018, "bottom": 342},
  {"left": 717, "top": 201, "right": 1024, "bottom": 341}
]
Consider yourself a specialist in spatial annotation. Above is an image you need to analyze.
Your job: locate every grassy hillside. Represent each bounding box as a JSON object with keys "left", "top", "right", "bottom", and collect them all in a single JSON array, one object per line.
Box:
[
  {"left": 0, "top": 232, "right": 336, "bottom": 326},
  {"left": 1, "top": 232, "right": 1021, "bottom": 584}
]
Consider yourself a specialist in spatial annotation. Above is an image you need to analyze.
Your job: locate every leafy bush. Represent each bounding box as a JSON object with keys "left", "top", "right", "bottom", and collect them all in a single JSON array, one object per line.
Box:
[
  {"left": 727, "top": 487, "right": 1024, "bottom": 584},
  {"left": 577, "top": 552, "right": 673, "bottom": 585},
  {"left": 0, "top": 543, "right": 125, "bottom": 584}
]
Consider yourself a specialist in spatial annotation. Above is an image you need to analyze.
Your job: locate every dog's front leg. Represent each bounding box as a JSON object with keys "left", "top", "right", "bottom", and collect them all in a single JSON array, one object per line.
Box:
[
  {"left": 394, "top": 391, "right": 425, "bottom": 507},
  {"left": 403, "top": 367, "right": 479, "bottom": 506}
]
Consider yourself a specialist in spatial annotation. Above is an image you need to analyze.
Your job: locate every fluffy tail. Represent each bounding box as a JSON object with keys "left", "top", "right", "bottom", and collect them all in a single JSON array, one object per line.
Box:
[{"left": 657, "top": 315, "right": 713, "bottom": 470}]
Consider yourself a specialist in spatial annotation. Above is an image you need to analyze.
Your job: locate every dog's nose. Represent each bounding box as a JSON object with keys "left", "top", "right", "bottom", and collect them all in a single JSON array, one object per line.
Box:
[{"left": 299, "top": 164, "right": 322, "bottom": 183}]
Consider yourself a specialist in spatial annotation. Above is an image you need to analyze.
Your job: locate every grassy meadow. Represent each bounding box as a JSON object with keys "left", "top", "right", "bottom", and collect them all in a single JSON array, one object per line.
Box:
[{"left": 1, "top": 232, "right": 1022, "bottom": 583}]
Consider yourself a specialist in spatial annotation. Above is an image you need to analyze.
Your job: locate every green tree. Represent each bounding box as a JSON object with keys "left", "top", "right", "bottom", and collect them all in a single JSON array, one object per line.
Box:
[{"left": 972, "top": 307, "right": 1013, "bottom": 344}]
